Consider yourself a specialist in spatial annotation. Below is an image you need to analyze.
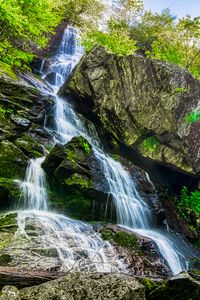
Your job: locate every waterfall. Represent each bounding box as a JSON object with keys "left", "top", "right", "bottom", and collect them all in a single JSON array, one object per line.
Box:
[
  {"left": 38, "top": 27, "right": 192, "bottom": 275},
  {"left": 18, "top": 26, "right": 194, "bottom": 275},
  {"left": 20, "top": 157, "right": 48, "bottom": 210}
]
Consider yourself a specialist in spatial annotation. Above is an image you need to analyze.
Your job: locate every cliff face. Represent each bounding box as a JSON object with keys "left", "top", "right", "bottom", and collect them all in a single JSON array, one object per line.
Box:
[
  {"left": 0, "top": 68, "right": 53, "bottom": 206},
  {"left": 63, "top": 47, "right": 200, "bottom": 176}
]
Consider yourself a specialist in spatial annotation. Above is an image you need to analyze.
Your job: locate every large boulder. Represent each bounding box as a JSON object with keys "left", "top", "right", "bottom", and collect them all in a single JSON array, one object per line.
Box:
[
  {"left": 147, "top": 272, "right": 200, "bottom": 300},
  {"left": 63, "top": 46, "right": 200, "bottom": 176},
  {"left": 19, "top": 273, "right": 145, "bottom": 300},
  {"left": 42, "top": 136, "right": 109, "bottom": 220}
]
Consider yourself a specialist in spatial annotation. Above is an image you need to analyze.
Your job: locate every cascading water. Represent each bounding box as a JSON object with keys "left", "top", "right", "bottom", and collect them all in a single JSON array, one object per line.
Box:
[
  {"left": 38, "top": 27, "right": 193, "bottom": 275},
  {"left": 20, "top": 157, "right": 48, "bottom": 211},
  {"left": 18, "top": 26, "right": 194, "bottom": 275}
]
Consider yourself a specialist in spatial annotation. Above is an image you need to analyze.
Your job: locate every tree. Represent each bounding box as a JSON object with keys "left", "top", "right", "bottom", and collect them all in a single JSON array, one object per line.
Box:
[{"left": 0, "top": 0, "right": 63, "bottom": 67}]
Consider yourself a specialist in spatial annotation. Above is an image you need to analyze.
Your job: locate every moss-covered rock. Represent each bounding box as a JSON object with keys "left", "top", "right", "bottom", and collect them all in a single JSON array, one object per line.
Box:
[
  {"left": 64, "top": 46, "right": 200, "bottom": 175},
  {"left": 99, "top": 225, "right": 170, "bottom": 278},
  {"left": 14, "top": 135, "right": 44, "bottom": 158},
  {"left": 0, "top": 178, "right": 21, "bottom": 207},
  {"left": 43, "top": 136, "right": 110, "bottom": 221},
  {"left": 0, "top": 140, "right": 28, "bottom": 179},
  {"left": 148, "top": 272, "right": 200, "bottom": 300},
  {"left": 19, "top": 273, "right": 145, "bottom": 300}
]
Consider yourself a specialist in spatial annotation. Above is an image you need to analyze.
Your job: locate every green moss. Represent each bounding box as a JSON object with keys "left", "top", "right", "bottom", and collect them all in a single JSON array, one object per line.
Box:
[
  {"left": 142, "top": 136, "right": 160, "bottom": 153},
  {"left": 141, "top": 278, "right": 160, "bottom": 296},
  {"left": 0, "top": 62, "right": 17, "bottom": 79},
  {"left": 186, "top": 111, "right": 200, "bottom": 124},
  {"left": 174, "top": 87, "right": 189, "bottom": 94},
  {"left": 65, "top": 173, "right": 93, "bottom": 188},
  {"left": 0, "top": 140, "right": 27, "bottom": 178},
  {"left": 0, "top": 213, "right": 18, "bottom": 233},
  {"left": 14, "top": 135, "right": 43, "bottom": 158},
  {"left": 101, "top": 228, "right": 142, "bottom": 254},
  {"left": 0, "top": 177, "right": 21, "bottom": 200},
  {"left": 83, "top": 142, "right": 91, "bottom": 154}
]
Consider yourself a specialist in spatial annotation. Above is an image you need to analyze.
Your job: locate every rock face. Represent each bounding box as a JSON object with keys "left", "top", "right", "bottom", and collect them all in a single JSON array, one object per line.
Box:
[
  {"left": 19, "top": 273, "right": 146, "bottom": 300},
  {"left": 64, "top": 46, "right": 200, "bottom": 175},
  {"left": 0, "top": 68, "right": 53, "bottom": 207}
]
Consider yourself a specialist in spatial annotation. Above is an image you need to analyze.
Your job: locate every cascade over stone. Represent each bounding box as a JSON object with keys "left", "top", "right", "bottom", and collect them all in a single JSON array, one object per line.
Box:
[{"left": 63, "top": 46, "right": 200, "bottom": 175}]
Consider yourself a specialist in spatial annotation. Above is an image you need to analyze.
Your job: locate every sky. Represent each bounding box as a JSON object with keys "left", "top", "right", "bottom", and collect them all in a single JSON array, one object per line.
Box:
[{"left": 143, "top": 0, "right": 200, "bottom": 18}]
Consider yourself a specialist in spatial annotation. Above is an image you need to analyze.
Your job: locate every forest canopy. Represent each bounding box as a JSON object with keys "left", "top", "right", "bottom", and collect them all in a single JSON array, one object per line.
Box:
[{"left": 0, "top": 0, "right": 200, "bottom": 80}]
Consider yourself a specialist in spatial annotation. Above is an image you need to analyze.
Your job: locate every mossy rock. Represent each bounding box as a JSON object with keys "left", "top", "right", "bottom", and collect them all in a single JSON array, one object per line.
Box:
[
  {"left": 0, "top": 213, "right": 18, "bottom": 233},
  {"left": 0, "top": 178, "right": 21, "bottom": 204},
  {"left": 148, "top": 272, "right": 200, "bottom": 300},
  {"left": 101, "top": 227, "right": 142, "bottom": 254},
  {"left": 14, "top": 135, "right": 44, "bottom": 158},
  {"left": 0, "top": 140, "right": 28, "bottom": 179}
]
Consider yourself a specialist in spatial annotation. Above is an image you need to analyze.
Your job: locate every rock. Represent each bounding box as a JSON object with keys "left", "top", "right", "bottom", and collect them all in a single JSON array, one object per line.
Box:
[
  {"left": 0, "top": 140, "right": 28, "bottom": 179},
  {"left": 0, "top": 179, "right": 21, "bottom": 208},
  {"left": 100, "top": 225, "right": 170, "bottom": 278},
  {"left": 44, "top": 72, "right": 57, "bottom": 85},
  {"left": 64, "top": 46, "right": 200, "bottom": 175},
  {"left": 10, "top": 115, "right": 30, "bottom": 129},
  {"left": 148, "top": 272, "right": 200, "bottom": 300},
  {"left": 43, "top": 136, "right": 109, "bottom": 221},
  {"left": 14, "top": 135, "right": 45, "bottom": 158},
  {"left": 19, "top": 273, "right": 145, "bottom": 300},
  {"left": 0, "top": 285, "right": 20, "bottom": 300}
]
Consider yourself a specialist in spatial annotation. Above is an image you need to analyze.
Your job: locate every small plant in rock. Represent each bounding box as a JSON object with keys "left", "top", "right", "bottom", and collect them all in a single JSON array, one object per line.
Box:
[
  {"left": 83, "top": 142, "right": 91, "bottom": 154},
  {"left": 186, "top": 111, "right": 200, "bottom": 124},
  {"left": 142, "top": 136, "right": 159, "bottom": 153},
  {"left": 174, "top": 87, "right": 189, "bottom": 94}
]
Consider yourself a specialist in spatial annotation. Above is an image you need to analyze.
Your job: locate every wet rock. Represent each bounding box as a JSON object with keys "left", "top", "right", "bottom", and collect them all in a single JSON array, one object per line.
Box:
[
  {"left": 100, "top": 225, "right": 170, "bottom": 278},
  {"left": 42, "top": 136, "right": 110, "bottom": 221},
  {"left": 64, "top": 46, "right": 200, "bottom": 175},
  {"left": 148, "top": 272, "right": 200, "bottom": 300},
  {"left": 19, "top": 273, "right": 145, "bottom": 300},
  {"left": 10, "top": 115, "right": 30, "bottom": 129},
  {"left": 44, "top": 72, "right": 57, "bottom": 85}
]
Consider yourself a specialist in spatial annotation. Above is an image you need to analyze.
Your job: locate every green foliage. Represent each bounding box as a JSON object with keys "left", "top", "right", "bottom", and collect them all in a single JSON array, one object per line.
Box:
[
  {"left": 142, "top": 136, "right": 159, "bottom": 152},
  {"left": 62, "top": 0, "right": 104, "bottom": 30},
  {"left": 83, "top": 142, "right": 91, "bottom": 154},
  {"left": 82, "top": 29, "right": 137, "bottom": 56},
  {"left": 0, "top": 0, "right": 63, "bottom": 67},
  {"left": 186, "top": 111, "right": 200, "bottom": 124},
  {"left": 144, "top": 13, "right": 200, "bottom": 79},
  {"left": 180, "top": 187, "right": 200, "bottom": 214},
  {"left": 174, "top": 87, "right": 189, "bottom": 94},
  {"left": 0, "top": 105, "right": 13, "bottom": 117},
  {"left": 178, "top": 187, "right": 200, "bottom": 242}
]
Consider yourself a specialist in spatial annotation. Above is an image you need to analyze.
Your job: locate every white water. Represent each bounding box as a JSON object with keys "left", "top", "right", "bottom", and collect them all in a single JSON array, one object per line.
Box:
[
  {"left": 20, "top": 157, "right": 48, "bottom": 211},
  {"left": 18, "top": 26, "right": 193, "bottom": 275}
]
